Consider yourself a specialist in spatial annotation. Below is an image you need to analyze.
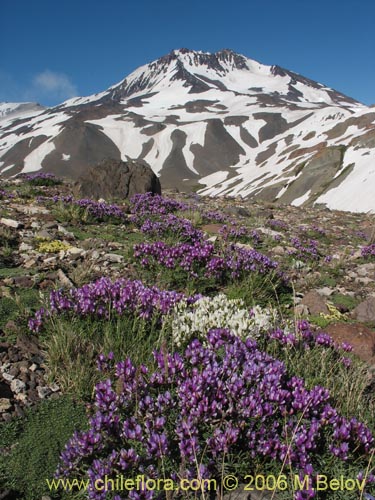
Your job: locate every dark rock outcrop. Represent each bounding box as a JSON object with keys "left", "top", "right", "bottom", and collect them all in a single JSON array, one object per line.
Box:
[{"left": 73, "top": 158, "right": 161, "bottom": 200}]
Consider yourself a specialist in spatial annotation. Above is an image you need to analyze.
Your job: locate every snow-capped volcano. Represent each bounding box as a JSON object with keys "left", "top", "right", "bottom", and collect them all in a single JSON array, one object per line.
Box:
[{"left": 1, "top": 49, "right": 375, "bottom": 212}]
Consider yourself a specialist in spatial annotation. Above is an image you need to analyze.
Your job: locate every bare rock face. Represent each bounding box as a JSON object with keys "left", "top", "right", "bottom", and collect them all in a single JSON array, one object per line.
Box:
[
  {"left": 301, "top": 290, "right": 329, "bottom": 315},
  {"left": 73, "top": 158, "right": 161, "bottom": 200},
  {"left": 352, "top": 297, "right": 375, "bottom": 324},
  {"left": 324, "top": 323, "right": 375, "bottom": 365}
]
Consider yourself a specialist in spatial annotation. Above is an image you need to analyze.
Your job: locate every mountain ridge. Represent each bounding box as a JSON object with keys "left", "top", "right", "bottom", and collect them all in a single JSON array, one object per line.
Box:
[{"left": 1, "top": 49, "right": 374, "bottom": 213}]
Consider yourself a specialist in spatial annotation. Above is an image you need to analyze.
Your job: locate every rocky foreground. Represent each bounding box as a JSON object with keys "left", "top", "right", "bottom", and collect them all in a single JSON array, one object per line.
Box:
[
  {"left": 1, "top": 173, "right": 375, "bottom": 500},
  {"left": 1, "top": 175, "right": 375, "bottom": 424}
]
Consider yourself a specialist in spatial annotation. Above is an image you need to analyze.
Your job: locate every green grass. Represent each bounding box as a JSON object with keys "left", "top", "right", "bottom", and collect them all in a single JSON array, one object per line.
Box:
[
  {"left": 260, "top": 337, "right": 375, "bottom": 428},
  {"left": 40, "top": 313, "right": 166, "bottom": 399},
  {"left": 309, "top": 314, "right": 333, "bottom": 329},
  {"left": 331, "top": 292, "right": 359, "bottom": 312},
  {"left": 0, "top": 267, "right": 36, "bottom": 279},
  {"left": 67, "top": 223, "right": 145, "bottom": 245},
  {"left": 0, "top": 288, "right": 42, "bottom": 341},
  {"left": 0, "top": 396, "right": 87, "bottom": 500},
  {"left": 6, "top": 184, "right": 45, "bottom": 199},
  {"left": 27, "top": 177, "right": 62, "bottom": 187},
  {"left": 317, "top": 273, "right": 338, "bottom": 288},
  {"left": 225, "top": 271, "right": 293, "bottom": 309}
]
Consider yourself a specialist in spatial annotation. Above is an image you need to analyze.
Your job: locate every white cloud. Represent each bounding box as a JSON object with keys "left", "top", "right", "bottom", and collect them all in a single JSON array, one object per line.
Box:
[
  {"left": 33, "top": 70, "right": 78, "bottom": 100},
  {"left": 0, "top": 69, "right": 78, "bottom": 106}
]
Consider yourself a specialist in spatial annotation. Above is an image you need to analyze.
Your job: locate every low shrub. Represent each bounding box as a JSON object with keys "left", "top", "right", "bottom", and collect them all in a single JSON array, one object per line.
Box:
[
  {"left": 0, "top": 396, "right": 87, "bottom": 500},
  {"left": 28, "top": 278, "right": 200, "bottom": 397},
  {"left": 37, "top": 239, "right": 71, "bottom": 253},
  {"left": 21, "top": 172, "right": 62, "bottom": 186},
  {"left": 56, "top": 330, "right": 375, "bottom": 500},
  {"left": 170, "top": 293, "right": 278, "bottom": 347}
]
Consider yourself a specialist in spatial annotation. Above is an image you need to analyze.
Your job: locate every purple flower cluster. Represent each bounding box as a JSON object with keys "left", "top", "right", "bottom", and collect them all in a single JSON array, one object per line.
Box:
[
  {"left": 288, "top": 237, "right": 320, "bottom": 262},
  {"left": 43, "top": 195, "right": 127, "bottom": 222},
  {"left": 268, "top": 320, "right": 354, "bottom": 358},
  {"left": 310, "top": 225, "right": 327, "bottom": 236},
  {"left": 267, "top": 219, "right": 288, "bottom": 230},
  {"left": 361, "top": 244, "right": 375, "bottom": 258},
  {"left": 56, "top": 329, "right": 374, "bottom": 500},
  {"left": 220, "top": 224, "right": 261, "bottom": 245},
  {"left": 73, "top": 198, "right": 126, "bottom": 221},
  {"left": 0, "top": 189, "right": 15, "bottom": 200},
  {"left": 139, "top": 214, "right": 203, "bottom": 242},
  {"left": 17, "top": 171, "right": 61, "bottom": 186},
  {"left": 20, "top": 172, "right": 57, "bottom": 181},
  {"left": 355, "top": 230, "right": 367, "bottom": 240},
  {"left": 133, "top": 240, "right": 278, "bottom": 280},
  {"left": 130, "top": 193, "right": 188, "bottom": 217},
  {"left": 28, "top": 277, "right": 198, "bottom": 332},
  {"left": 201, "top": 209, "right": 230, "bottom": 223}
]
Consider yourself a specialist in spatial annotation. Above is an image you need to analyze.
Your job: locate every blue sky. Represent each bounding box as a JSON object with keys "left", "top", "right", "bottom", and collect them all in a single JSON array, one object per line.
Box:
[{"left": 1, "top": 0, "right": 374, "bottom": 106}]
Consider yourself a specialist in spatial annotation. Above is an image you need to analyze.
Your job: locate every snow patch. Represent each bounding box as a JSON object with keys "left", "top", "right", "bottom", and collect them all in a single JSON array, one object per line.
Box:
[{"left": 198, "top": 170, "right": 229, "bottom": 186}]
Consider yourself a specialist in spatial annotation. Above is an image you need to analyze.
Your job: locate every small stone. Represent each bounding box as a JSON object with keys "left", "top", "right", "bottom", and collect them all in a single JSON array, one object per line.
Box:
[
  {"left": 18, "top": 361, "right": 30, "bottom": 372},
  {"left": 272, "top": 246, "right": 285, "bottom": 256},
  {"left": 256, "top": 227, "right": 283, "bottom": 238},
  {"left": 301, "top": 290, "right": 329, "bottom": 315},
  {"left": 43, "top": 222, "right": 58, "bottom": 230},
  {"left": 23, "top": 206, "right": 49, "bottom": 215},
  {"left": 58, "top": 225, "right": 75, "bottom": 238},
  {"left": 104, "top": 253, "right": 123, "bottom": 263},
  {"left": 0, "top": 342, "right": 10, "bottom": 353},
  {"left": 2, "top": 372, "right": 15, "bottom": 382},
  {"left": 0, "top": 399, "right": 12, "bottom": 413},
  {"left": 355, "top": 277, "right": 373, "bottom": 285},
  {"left": 91, "top": 250, "right": 100, "bottom": 260},
  {"left": 43, "top": 256, "right": 58, "bottom": 264},
  {"left": 67, "top": 246, "right": 84, "bottom": 256},
  {"left": 294, "top": 304, "right": 309, "bottom": 316},
  {"left": 0, "top": 362, "right": 11, "bottom": 373},
  {"left": 29, "top": 363, "right": 38, "bottom": 372},
  {"left": 316, "top": 287, "right": 335, "bottom": 297},
  {"left": 14, "top": 392, "right": 27, "bottom": 402},
  {"left": 49, "top": 383, "right": 60, "bottom": 392},
  {"left": 352, "top": 297, "right": 375, "bottom": 323},
  {"left": 10, "top": 379, "right": 26, "bottom": 394},
  {"left": 24, "top": 258, "right": 37, "bottom": 269},
  {"left": 19, "top": 242, "right": 33, "bottom": 252},
  {"left": 0, "top": 217, "right": 23, "bottom": 229},
  {"left": 357, "top": 263, "right": 375, "bottom": 277},
  {"left": 8, "top": 365, "right": 20, "bottom": 377},
  {"left": 37, "top": 386, "right": 51, "bottom": 399},
  {"left": 36, "top": 229, "right": 53, "bottom": 239},
  {"left": 57, "top": 269, "right": 74, "bottom": 288}
]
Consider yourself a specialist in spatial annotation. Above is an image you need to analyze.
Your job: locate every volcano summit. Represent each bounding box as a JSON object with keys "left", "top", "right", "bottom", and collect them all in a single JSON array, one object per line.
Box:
[{"left": 1, "top": 49, "right": 375, "bottom": 212}]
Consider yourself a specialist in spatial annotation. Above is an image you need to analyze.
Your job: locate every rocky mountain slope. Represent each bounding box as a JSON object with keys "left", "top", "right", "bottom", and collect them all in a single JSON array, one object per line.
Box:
[{"left": 1, "top": 49, "right": 375, "bottom": 212}]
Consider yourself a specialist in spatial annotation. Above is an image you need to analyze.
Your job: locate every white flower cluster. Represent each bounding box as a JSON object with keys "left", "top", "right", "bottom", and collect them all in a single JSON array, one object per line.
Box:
[{"left": 171, "top": 293, "right": 277, "bottom": 347}]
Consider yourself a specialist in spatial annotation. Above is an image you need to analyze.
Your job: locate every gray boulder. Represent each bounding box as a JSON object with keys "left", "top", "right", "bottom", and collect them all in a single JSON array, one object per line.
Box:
[
  {"left": 352, "top": 297, "right": 375, "bottom": 323},
  {"left": 73, "top": 158, "right": 161, "bottom": 200}
]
